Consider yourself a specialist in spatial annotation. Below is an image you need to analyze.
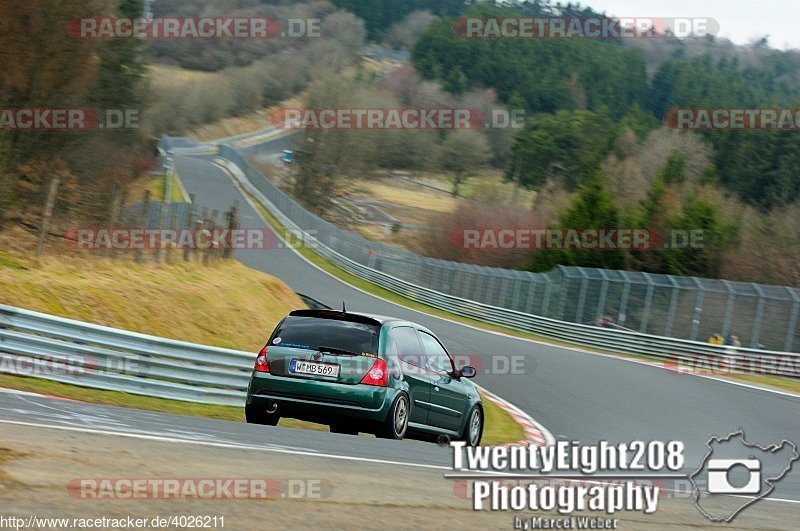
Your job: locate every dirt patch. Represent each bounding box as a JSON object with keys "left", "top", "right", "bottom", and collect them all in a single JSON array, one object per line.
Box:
[{"left": 0, "top": 446, "right": 26, "bottom": 487}]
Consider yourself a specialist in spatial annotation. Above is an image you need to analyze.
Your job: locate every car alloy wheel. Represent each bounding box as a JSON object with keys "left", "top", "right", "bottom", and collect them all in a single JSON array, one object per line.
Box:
[
  {"left": 393, "top": 394, "right": 409, "bottom": 438},
  {"left": 467, "top": 407, "right": 482, "bottom": 446}
]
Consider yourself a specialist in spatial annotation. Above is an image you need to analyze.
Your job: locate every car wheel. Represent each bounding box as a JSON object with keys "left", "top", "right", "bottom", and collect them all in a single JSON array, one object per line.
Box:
[
  {"left": 245, "top": 404, "right": 280, "bottom": 426},
  {"left": 377, "top": 393, "right": 409, "bottom": 440},
  {"left": 461, "top": 406, "right": 483, "bottom": 447},
  {"left": 330, "top": 422, "right": 359, "bottom": 435}
]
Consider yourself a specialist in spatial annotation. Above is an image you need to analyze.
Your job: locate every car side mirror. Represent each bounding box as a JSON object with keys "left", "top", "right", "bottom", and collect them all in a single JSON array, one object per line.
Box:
[{"left": 459, "top": 366, "right": 477, "bottom": 378}]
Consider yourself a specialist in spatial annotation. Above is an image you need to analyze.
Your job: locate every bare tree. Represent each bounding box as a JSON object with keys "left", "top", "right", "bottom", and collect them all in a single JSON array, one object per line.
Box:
[
  {"left": 723, "top": 204, "right": 800, "bottom": 286},
  {"left": 436, "top": 130, "right": 490, "bottom": 196},
  {"left": 385, "top": 10, "right": 437, "bottom": 50},
  {"left": 292, "top": 76, "right": 378, "bottom": 213},
  {"left": 601, "top": 127, "right": 713, "bottom": 208},
  {"left": 321, "top": 11, "right": 367, "bottom": 53}
]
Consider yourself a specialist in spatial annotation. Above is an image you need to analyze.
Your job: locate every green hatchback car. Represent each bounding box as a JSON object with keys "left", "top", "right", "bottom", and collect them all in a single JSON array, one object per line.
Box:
[{"left": 245, "top": 309, "right": 483, "bottom": 445}]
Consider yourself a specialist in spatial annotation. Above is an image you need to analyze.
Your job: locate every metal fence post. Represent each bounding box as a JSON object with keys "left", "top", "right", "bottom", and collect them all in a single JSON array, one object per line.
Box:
[
  {"left": 498, "top": 276, "right": 510, "bottom": 308},
  {"left": 575, "top": 269, "right": 589, "bottom": 324},
  {"left": 105, "top": 185, "right": 123, "bottom": 259},
  {"left": 183, "top": 195, "right": 195, "bottom": 262},
  {"left": 524, "top": 280, "right": 537, "bottom": 314},
  {"left": 510, "top": 276, "right": 523, "bottom": 311},
  {"left": 595, "top": 270, "right": 610, "bottom": 322},
  {"left": 154, "top": 203, "right": 165, "bottom": 263},
  {"left": 431, "top": 262, "right": 443, "bottom": 292},
  {"left": 750, "top": 284, "right": 766, "bottom": 348},
  {"left": 541, "top": 279, "right": 552, "bottom": 317},
  {"left": 445, "top": 265, "right": 456, "bottom": 295},
  {"left": 721, "top": 280, "right": 736, "bottom": 338},
  {"left": 485, "top": 273, "right": 498, "bottom": 305},
  {"left": 207, "top": 209, "right": 218, "bottom": 263},
  {"left": 556, "top": 266, "right": 568, "bottom": 320},
  {"left": 786, "top": 288, "right": 800, "bottom": 352},
  {"left": 166, "top": 212, "right": 177, "bottom": 263},
  {"left": 664, "top": 276, "right": 680, "bottom": 337},
  {"left": 134, "top": 190, "right": 150, "bottom": 264},
  {"left": 36, "top": 176, "right": 60, "bottom": 255},
  {"left": 639, "top": 273, "right": 655, "bottom": 333},
  {"left": 557, "top": 283, "right": 568, "bottom": 321},
  {"left": 618, "top": 272, "right": 631, "bottom": 327},
  {"left": 462, "top": 271, "right": 475, "bottom": 300},
  {"left": 689, "top": 278, "right": 704, "bottom": 341}
]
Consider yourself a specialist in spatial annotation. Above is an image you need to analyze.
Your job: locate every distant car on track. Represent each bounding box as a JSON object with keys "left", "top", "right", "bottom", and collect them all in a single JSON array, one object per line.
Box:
[{"left": 245, "top": 309, "right": 483, "bottom": 445}]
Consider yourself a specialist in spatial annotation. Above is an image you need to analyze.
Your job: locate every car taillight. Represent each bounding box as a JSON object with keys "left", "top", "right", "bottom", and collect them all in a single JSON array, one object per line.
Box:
[
  {"left": 254, "top": 347, "right": 270, "bottom": 373},
  {"left": 360, "top": 358, "right": 387, "bottom": 386}
]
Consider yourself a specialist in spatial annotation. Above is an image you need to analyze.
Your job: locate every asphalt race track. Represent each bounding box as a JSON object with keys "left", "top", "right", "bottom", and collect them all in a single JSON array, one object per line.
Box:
[
  {"left": 160, "top": 146, "right": 800, "bottom": 502},
  {"left": 2, "top": 139, "right": 797, "bottom": 511}
]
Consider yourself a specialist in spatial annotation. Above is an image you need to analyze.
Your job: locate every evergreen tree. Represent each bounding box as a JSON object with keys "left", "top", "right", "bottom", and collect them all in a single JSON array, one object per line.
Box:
[{"left": 527, "top": 171, "right": 626, "bottom": 271}]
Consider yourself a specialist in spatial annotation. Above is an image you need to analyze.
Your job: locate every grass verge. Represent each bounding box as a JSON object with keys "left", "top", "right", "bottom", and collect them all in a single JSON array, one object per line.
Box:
[
  {"left": 481, "top": 395, "right": 525, "bottom": 445},
  {"left": 0, "top": 252, "right": 301, "bottom": 350},
  {"left": 148, "top": 173, "right": 187, "bottom": 202}
]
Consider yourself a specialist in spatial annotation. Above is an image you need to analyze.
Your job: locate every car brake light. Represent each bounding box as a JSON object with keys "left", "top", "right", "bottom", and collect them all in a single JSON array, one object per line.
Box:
[
  {"left": 360, "top": 358, "right": 387, "bottom": 386},
  {"left": 255, "top": 347, "right": 270, "bottom": 373}
]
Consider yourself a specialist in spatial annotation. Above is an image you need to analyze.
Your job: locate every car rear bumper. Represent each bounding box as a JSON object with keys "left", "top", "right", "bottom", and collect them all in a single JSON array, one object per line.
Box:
[{"left": 246, "top": 372, "right": 396, "bottom": 423}]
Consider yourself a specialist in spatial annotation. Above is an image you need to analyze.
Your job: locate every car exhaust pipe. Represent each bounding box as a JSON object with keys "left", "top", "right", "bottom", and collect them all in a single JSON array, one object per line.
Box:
[{"left": 266, "top": 402, "right": 278, "bottom": 414}]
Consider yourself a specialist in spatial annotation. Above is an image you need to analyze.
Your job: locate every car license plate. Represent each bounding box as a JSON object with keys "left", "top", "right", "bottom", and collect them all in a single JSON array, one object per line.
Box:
[{"left": 290, "top": 359, "right": 340, "bottom": 378}]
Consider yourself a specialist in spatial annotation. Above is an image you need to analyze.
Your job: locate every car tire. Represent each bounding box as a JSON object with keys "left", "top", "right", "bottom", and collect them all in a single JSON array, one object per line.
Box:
[
  {"left": 461, "top": 405, "right": 483, "bottom": 447},
  {"left": 376, "top": 393, "right": 409, "bottom": 440},
  {"left": 245, "top": 404, "right": 280, "bottom": 426},
  {"left": 330, "top": 422, "right": 359, "bottom": 435}
]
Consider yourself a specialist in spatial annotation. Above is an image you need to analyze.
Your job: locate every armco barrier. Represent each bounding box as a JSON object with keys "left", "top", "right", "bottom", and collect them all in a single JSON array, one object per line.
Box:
[
  {"left": 211, "top": 142, "right": 800, "bottom": 354},
  {"left": 0, "top": 291, "right": 797, "bottom": 413},
  {"left": 215, "top": 146, "right": 800, "bottom": 377},
  {"left": 0, "top": 304, "right": 253, "bottom": 406},
  {"left": 1, "top": 298, "right": 797, "bottom": 415},
  {"left": 161, "top": 126, "right": 294, "bottom": 157}
]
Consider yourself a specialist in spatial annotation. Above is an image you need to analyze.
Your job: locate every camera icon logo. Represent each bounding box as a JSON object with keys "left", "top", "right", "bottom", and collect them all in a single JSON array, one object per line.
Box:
[
  {"left": 706, "top": 458, "right": 761, "bottom": 494},
  {"left": 690, "top": 430, "right": 799, "bottom": 522}
]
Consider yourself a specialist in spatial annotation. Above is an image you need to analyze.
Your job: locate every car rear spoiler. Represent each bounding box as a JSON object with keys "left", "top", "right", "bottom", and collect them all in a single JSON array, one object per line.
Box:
[{"left": 289, "top": 309, "right": 382, "bottom": 327}]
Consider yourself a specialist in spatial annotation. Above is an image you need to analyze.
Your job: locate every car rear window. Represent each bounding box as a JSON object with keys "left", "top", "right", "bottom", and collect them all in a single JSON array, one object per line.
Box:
[{"left": 268, "top": 316, "right": 380, "bottom": 355}]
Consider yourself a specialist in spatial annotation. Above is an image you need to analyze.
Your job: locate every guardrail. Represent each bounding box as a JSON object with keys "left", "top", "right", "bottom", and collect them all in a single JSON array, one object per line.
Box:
[
  {"left": 210, "top": 144, "right": 800, "bottom": 353},
  {"left": 215, "top": 147, "right": 800, "bottom": 378},
  {"left": 162, "top": 127, "right": 295, "bottom": 158},
  {"left": 0, "top": 304, "right": 254, "bottom": 406},
  {"left": 0, "top": 257, "right": 796, "bottom": 415}
]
